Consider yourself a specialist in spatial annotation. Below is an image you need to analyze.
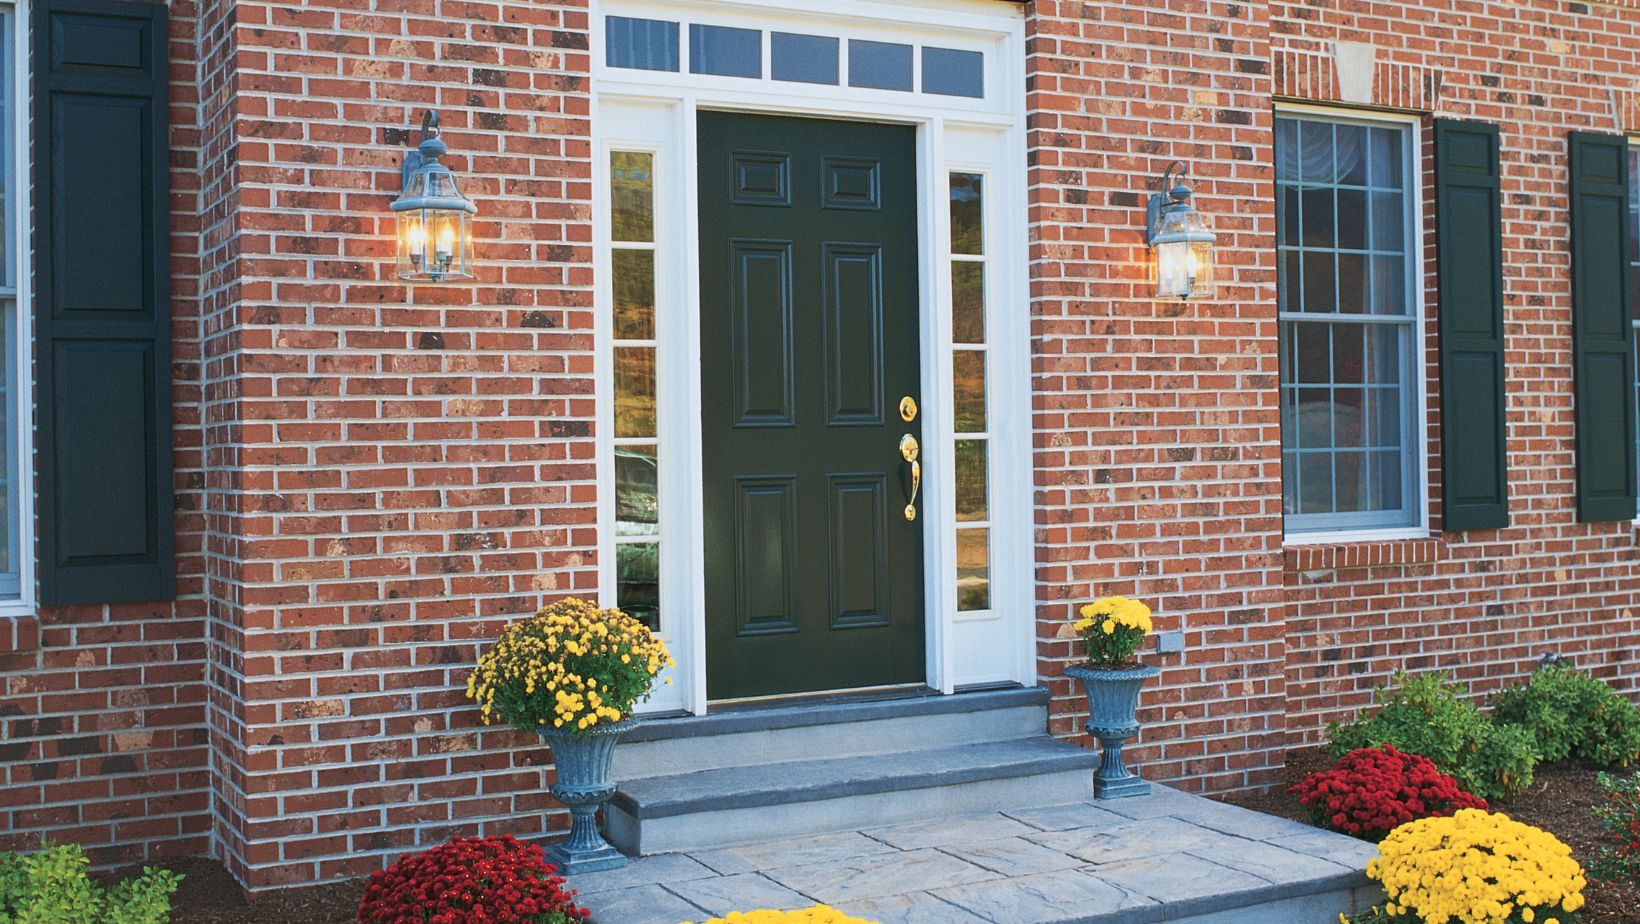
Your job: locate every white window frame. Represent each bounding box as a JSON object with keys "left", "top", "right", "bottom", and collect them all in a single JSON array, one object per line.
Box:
[
  {"left": 1276, "top": 103, "right": 1430, "bottom": 546},
  {"left": 0, "top": 0, "right": 33, "bottom": 615},
  {"left": 592, "top": 0, "right": 1032, "bottom": 714}
]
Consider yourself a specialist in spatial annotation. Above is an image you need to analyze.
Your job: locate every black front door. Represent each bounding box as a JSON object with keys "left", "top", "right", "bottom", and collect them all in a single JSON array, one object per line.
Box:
[{"left": 698, "top": 111, "right": 924, "bottom": 700}]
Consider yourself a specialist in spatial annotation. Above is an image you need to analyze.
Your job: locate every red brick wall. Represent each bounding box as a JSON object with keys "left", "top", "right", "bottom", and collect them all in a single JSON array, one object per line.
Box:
[
  {"left": 8, "top": 0, "right": 1640, "bottom": 895},
  {"left": 0, "top": 0, "right": 211, "bottom": 869},
  {"left": 207, "top": 0, "right": 595, "bottom": 890},
  {"left": 1270, "top": 0, "right": 1640, "bottom": 747},
  {"left": 1025, "top": 0, "right": 1289, "bottom": 794}
]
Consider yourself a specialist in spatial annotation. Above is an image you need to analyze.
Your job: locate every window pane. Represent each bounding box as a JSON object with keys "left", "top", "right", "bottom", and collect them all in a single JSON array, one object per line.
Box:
[
  {"left": 607, "top": 16, "right": 679, "bottom": 72},
  {"left": 1337, "top": 253, "right": 1366, "bottom": 314},
  {"left": 1293, "top": 322, "right": 1330, "bottom": 384},
  {"left": 1371, "top": 191, "right": 1404, "bottom": 252},
  {"left": 614, "top": 347, "right": 657, "bottom": 438},
  {"left": 951, "top": 261, "right": 985, "bottom": 344},
  {"left": 950, "top": 173, "right": 984, "bottom": 255},
  {"left": 1369, "top": 128, "right": 1403, "bottom": 188},
  {"left": 690, "top": 24, "right": 761, "bottom": 78},
  {"left": 1371, "top": 255, "right": 1408, "bottom": 315},
  {"left": 611, "top": 151, "right": 655, "bottom": 243},
  {"left": 956, "top": 528, "right": 990, "bottom": 611},
  {"left": 772, "top": 32, "right": 838, "bottom": 85},
  {"left": 1335, "top": 123, "right": 1368, "bottom": 186},
  {"left": 617, "top": 541, "right": 660, "bottom": 630},
  {"left": 613, "top": 249, "right": 656, "bottom": 340},
  {"left": 955, "top": 439, "right": 988, "bottom": 522},
  {"left": 1299, "top": 120, "right": 1335, "bottom": 184},
  {"left": 1336, "top": 188, "right": 1366, "bottom": 250},
  {"left": 1300, "top": 188, "right": 1334, "bottom": 248},
  {"left": 953, "top": 350, "right": 986, "bottom": 433},
  {"left": 1334, "top": 451, "right": 1368, "bottom": 512},
  {"left": 848, "top": 39, "right": 913, "bottom": 91},
  {"left": 1275, "top": 118, "right": 1298, "bottom": 183},
  {"left": 922, "top": 47, "right": 983, "bottom": 98},
  {"left": 615, "top": 446, "right": 659, "bottom": 537}
]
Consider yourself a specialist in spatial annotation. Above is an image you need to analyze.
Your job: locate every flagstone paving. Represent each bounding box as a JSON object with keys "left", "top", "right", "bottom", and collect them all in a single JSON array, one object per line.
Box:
[{"left": 565, "top": 784, "right": 1381, "bottom": 924}]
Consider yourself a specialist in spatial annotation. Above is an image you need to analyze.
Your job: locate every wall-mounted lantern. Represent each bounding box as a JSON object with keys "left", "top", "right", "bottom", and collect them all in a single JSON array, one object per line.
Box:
[
  {"left": 392, "top": 111, "right": 476, "bottom": 283},
  {"left": 1145, "top": 162, "right": 1215, "bottom": 300}
]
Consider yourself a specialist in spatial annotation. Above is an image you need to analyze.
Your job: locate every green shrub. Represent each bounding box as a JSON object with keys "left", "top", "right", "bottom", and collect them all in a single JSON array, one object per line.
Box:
[
  {"left": 1490, "top": 663, "right": 1640, "bottom": 768},
  {"left": 1327, "top": 671, "right": 1538, "bottom": 802},
  {"left": 0, "top": 842, "right": 180, "bottom": 924}
]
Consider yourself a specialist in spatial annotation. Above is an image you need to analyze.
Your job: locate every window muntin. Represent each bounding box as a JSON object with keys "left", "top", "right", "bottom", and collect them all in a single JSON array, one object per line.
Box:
[
  {"left": 610, "top": 150, "right": 660, "bottom": 628},
  {"left": 950, "top": 172, "right": 990, "bottom": 610},
  {"left": 1277, "top": 113, "right": 1420, "bottom": 534}
]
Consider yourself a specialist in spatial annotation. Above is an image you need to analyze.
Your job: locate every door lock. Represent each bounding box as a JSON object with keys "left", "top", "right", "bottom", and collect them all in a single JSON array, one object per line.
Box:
[{"left": 899, "top": 396, "right": 918, "bottom": 423}]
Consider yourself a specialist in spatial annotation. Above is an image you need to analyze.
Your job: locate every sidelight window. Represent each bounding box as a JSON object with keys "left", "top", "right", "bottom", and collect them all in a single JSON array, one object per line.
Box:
[
  {"left": 610, "top": 151, "right": 660, "bottom": 628},
  {"left": 1277, "top": 112, "right": 1421, "bottom": 536},
  {"left": 0, "top": 7, "right": 19, "bottom": 600},
  {"left": 950, "top": 172, "right": 990, "bottom": 610}
]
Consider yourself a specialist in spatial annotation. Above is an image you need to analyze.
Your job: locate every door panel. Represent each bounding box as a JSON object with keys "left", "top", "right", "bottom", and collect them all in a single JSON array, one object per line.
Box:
[{"left": 699, "top": 111, "right": 924, "bottom": 699}]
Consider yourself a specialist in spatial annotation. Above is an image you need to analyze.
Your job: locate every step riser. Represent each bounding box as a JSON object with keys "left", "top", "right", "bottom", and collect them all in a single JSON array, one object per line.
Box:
[
  {"left": 616, "top": 704, "right": 1047, "bottom": 779},
  {"left": 606, "top": 766, "right": 1089, "bottom": 855},
  {"left": 1160, "top": 885, "right": 1381, "bottom": 924}
]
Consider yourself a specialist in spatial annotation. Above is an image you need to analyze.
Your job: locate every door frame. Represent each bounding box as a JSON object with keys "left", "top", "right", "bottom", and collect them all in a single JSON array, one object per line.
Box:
[{"left": 591, "top": 0, "right": 1033, "bottom": 715}]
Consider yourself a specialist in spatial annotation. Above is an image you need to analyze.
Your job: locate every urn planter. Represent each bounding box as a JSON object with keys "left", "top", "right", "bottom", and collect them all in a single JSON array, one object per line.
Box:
[
  {"left": 538, "top": 716, "right": 637, "bottom": 874},
  {"left": 1065, "top": 663, "right": 1160, "bottom": 799}
]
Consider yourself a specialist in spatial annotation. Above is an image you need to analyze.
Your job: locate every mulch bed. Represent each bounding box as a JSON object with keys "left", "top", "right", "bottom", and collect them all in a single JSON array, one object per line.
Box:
[
  {"left": 1216, "top": 745, "right": 1640, "bottom": 924},
  {"left": 117, "top": 857, "right": 363, "bottom": 924}
]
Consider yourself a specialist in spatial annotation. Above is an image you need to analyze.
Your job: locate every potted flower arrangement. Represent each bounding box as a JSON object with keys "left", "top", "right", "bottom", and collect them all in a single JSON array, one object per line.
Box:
[
  {"left": 1062, "top": 595, "right": 1158, "bottom": 798},
  {"left": 466, "top": 598, "right": 675, "bottom": 874}
]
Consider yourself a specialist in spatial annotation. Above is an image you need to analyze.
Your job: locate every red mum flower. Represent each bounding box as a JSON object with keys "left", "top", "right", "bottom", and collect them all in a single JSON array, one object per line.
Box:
[
  {"left": 1289, "top": 745, "right": 1487, "bottom": 842},
  {"left": 357, "top": 835, "right": 591, "bottom": 924}
]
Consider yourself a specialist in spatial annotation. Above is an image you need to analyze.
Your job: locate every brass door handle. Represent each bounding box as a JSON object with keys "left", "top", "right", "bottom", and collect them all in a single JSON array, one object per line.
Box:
[{"left": 900, "top": 434, "right": 920, "bottom": 521}]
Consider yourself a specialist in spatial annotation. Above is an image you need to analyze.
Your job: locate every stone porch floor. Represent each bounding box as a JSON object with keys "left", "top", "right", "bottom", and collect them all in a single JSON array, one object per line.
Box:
[{"left": 564, "top": 784, "right": 1381, "bottom": 924}]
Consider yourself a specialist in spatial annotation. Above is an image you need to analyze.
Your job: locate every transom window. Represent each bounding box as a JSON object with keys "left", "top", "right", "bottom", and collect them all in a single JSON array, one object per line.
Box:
[
  {"left": 605, "top": 15, "right": 986, "bottom": 99},
  {"left": 1277, "top": 112, "right": 1421, "bottom": 535}
]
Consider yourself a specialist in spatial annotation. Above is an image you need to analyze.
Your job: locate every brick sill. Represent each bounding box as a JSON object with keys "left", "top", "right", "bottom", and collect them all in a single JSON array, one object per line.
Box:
[
  {"left": 0, "top": 613, "right": 38, "bottom": 656},
  {"left": 1284, "top": 537, "right": 1443, "bottom": 573}
]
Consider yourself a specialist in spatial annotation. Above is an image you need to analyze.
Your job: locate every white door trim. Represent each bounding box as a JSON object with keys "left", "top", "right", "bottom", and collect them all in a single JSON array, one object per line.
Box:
[{"left": 591, "top": 0, "right": 1032, "bottom": 715}]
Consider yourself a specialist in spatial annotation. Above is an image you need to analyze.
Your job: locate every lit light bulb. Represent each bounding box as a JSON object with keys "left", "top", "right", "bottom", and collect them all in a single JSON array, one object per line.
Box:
[{"left": 437, "top": 226, "right": 455, "bottom": 261}]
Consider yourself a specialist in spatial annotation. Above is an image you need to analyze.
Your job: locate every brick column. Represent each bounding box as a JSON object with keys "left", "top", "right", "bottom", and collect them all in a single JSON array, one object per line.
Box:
[
  {"left": 202, "top": 0, "right": 596, "bottom": 889},
  {"left": 1024, "top": 0, "right": 1288, "bottom": 793}
]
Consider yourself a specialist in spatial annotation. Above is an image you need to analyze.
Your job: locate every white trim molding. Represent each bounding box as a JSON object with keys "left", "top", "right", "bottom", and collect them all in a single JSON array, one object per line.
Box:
[{"left": 592, "top": 0, "right": 1031, "bottom": 714}]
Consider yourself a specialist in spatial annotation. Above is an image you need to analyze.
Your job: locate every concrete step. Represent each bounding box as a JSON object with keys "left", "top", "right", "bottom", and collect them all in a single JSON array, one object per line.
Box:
[
  {"left": 606, "top": 735, "right": 1094, "bottom": 855},
  {"left": 618, "top": 687, "right": 1049, "bottom": 780}
]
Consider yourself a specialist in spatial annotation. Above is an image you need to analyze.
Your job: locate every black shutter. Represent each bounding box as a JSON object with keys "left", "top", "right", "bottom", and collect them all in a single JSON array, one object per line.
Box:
[
  {"left": 34, "top": 0, "right": 173, "bottom": 604},
  {"left": 1435, "top": 119, "right": 1510, "bottom": 532},
  {"left": 1568, "top": 131, "right": 1639, "bottom": 522}
]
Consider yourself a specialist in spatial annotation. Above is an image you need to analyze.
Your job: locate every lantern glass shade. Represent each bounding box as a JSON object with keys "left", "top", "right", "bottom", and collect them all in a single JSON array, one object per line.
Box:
[
  {"left": 392, "top": 144, "right": 477, "bottom": 284},
  {"left": 396, "top": 207, "right": 473, "bottom": 283},
  {"left": 1151, "top": 203, "right": 1215, "bottom": 300}
]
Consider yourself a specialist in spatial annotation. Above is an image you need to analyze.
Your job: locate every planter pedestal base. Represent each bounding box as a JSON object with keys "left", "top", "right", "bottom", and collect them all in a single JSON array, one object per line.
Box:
[
  {"left": 539, "top": 718, "right": 636, "bottom": 875},
  {"left": 1088, "top": 727, "right": 1150, "bottom": 799},
  {"left": 545, "top": 804, "right": 628, "bottom": 875}
]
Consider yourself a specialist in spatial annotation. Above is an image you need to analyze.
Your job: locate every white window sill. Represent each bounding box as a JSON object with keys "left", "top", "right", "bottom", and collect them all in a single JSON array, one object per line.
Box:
[{"left": 1283, "top": 527, "right": 1430, "bottom": 546}]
